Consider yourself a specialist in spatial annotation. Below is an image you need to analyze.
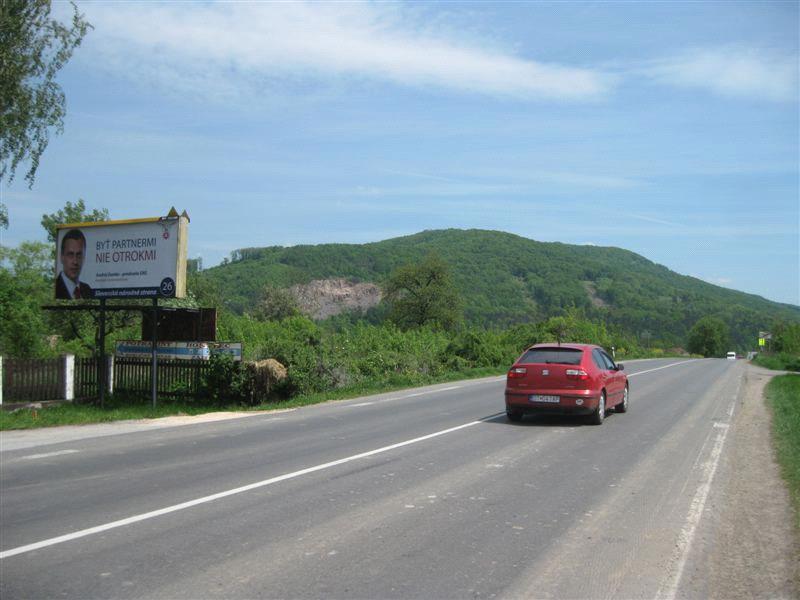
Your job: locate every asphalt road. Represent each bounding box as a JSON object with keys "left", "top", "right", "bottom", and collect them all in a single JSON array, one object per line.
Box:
[{"left": 0, "top": 358, "right": 745, "bottom": 599}]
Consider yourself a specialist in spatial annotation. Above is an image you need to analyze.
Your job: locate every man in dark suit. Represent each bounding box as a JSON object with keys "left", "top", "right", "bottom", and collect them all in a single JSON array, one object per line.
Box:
[{"left": 55, "top": 229, "right": 93, "bottom": 299}]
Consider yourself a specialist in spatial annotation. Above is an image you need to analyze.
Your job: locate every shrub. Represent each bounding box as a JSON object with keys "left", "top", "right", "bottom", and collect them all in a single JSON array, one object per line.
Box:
[
  {"left": 201, "top": 353, "right": 251, "bottom": 406},
  {"left": 753, "top": 353, "right": 800, "bottom": 372}
]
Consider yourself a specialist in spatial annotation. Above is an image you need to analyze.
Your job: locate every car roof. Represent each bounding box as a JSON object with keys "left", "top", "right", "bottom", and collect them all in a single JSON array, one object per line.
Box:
[{"left": 527, "top": 343, "right": 598, "bottom": 351}]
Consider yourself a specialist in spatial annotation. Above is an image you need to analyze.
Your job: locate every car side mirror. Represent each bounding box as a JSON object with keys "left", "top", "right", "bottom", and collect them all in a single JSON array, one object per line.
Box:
[{"left": 616, "top": 363, "right": 624, "bottom": 371}]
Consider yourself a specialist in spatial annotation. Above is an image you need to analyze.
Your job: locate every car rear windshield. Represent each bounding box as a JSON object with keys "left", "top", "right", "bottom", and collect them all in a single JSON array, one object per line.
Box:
[{"left": 517, "top": 347, "right": 583, "bottom": 365}]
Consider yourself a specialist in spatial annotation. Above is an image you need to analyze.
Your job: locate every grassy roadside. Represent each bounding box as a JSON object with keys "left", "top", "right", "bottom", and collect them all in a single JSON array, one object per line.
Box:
[
  {"left": 753, "top": 352, "right": 800, "bottom": 372},
  {"left": 765, "top": 374, "right": 800, "bottom": 529},
  {"left": 0, "top": 366, "right": 505, "bottom": 431}
]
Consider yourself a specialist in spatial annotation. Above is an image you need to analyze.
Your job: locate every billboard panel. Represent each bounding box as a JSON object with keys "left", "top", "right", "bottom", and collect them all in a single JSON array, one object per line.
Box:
[
  {"left": 142, "top": 308, "right": 217, "bottom": 342},
  {"left": 55, "top": 215, "right": 188, "bottom": 300},
  {"left": 115, "top": 341, "right": 242, "bottom": 361},
  {"left": 116, "top": 341, "right": 210, "bottom": 360}
]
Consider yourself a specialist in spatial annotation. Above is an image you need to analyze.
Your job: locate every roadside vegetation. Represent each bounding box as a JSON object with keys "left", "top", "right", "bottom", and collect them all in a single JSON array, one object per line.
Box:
[
  {"left": 0, "top": 364, "right": 504, "bottom": 430},
  {"left": 752, "top": 322, "right": 800, "bottom": 372},
  {"left": 1, "top": 311, "right": 658, "bottom": 430},
  {"left": 753, "top": 353, "right": 800, "bottom": 372},
  {"left": 765, "top": 375, "right": 800, "bottom": 528}
]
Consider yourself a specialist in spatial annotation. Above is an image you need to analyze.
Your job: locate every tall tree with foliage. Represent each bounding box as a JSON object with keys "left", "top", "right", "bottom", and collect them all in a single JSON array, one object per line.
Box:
[
  {"left": 384, "top": 254, "right": 463, "bottom": 331},
  {"left": 1, "top": 0, "right": 91, "bottom": 200},
  {"left": 252, "top": 285, "right": 300, "bottom": 322},
  {"left": 40, "top": 199, "right": 108, "bottom": 269},
  {"left": 0, "top": 241, "right": 52, "bottom": 357},
  {"left": 771, "top": 321, "right": 800, "bottom": 355},
  {"left": 687, "top": 316, "right": 730, "bottom": 357},
  {"left": 41, "top": 198, "right": 108, "bottom": 244}
]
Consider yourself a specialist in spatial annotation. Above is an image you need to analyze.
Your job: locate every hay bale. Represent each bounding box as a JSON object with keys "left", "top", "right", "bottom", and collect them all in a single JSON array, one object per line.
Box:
[{"left": 246, "top": 359, "right": 288, "bottom": 402}]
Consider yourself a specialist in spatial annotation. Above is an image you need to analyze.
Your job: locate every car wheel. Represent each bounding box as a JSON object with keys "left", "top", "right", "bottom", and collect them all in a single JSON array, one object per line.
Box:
[
  {"left": 616, "top": 385, "right": 629, "bottom": 413},
  {"left": 589, "top": 391, "right": 605, "bottom": 425},
  {"left": 507, "top": 409, "right": 523, "bottom": 422}
]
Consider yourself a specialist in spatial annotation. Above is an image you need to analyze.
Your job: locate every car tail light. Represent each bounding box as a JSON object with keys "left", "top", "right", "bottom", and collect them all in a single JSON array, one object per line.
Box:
[
  {"left": 566, "top": 369, "right": 589, "bottom": 381},
  {"left": 507, "top": 367, "right": 527, "bottom": 379}
]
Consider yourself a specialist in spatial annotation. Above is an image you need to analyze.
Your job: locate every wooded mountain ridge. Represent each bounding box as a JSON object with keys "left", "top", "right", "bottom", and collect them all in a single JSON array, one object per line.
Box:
[{"left": 200, "top": 229, "right": 799, "bottom": 349}]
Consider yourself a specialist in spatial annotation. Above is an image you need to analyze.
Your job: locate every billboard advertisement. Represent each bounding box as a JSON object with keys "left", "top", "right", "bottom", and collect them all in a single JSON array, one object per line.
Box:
[
  {"left": 115, "top": 341, "right": 242, "bottom": 361},
  {"left": 55, "top": 213, "right": 188, "bottom": 300},
  {"left": 116, "top": 341, "right": 210, "bottom": 360}
]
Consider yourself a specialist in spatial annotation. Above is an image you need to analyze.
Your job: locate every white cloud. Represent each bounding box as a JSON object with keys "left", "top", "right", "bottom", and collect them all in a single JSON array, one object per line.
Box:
[
  {"left": 628, "top": 214, "right": 683, "bottom": 227},
  {"left": 644, "top": 47, "right": 798, "bottom": 102},
  {"left": 81, "top": 1, "right": 611, "bottom": 102}
]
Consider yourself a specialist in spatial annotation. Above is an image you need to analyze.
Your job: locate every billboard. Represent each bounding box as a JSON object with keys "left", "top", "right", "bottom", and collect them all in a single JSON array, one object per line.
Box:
[
  {"left": 115, "top": 341, "right": 242, "bottom": 361},
  {"left": 142, "top": 308, "right": 217, "bottom": 342},
  {"left": 116, "top": 341, "right": 210, "bottom": 360},
  {"left": 55, "top": 212, "right": 188, "bottom": 300}
]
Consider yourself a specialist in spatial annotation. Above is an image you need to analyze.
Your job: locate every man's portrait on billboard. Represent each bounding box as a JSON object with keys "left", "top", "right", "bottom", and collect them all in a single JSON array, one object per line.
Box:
[{"left": 55, "top": 229, "right": 93, "bottom": 299}]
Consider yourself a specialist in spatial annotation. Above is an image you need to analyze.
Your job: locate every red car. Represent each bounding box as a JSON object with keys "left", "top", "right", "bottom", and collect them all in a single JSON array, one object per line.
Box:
[{"left": 505, "top": 343, "right": 628, "bottom": 425}]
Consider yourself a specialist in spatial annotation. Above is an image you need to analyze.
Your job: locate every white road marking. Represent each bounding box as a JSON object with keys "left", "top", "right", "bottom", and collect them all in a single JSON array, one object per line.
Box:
[
  {"left": 0, "top": 416, "right": 498, "bottom": 560},
  {"left": 627, "top": 359, "right": 698, "bottom": 378},
  {"left": 371, "top": 384, "right": 465, "bottom": 405},
  {"left": 658, "top": 415, "right": 734, "bottom": 600},
  {"left": 19, "top": 450, "right": 80, "bottom": 461},
  {"left": 348, "top": 384, "right": 463, "bottom": 407}
]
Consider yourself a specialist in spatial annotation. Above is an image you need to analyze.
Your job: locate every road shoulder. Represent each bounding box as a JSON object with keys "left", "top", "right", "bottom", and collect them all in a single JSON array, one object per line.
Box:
[{"left": 705, "top": 364, "right": 799, "bottom": 598}]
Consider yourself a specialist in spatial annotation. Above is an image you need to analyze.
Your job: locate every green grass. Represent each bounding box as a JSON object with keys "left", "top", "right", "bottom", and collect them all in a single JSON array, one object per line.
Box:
[
  {"left": 0, "top": 366, "right": 506, "bottom": 431},
  {"left": 0, "top": 396, "right": 238, "bottom": 430},
  {"left": 765, "top": 375, "right": 800, "bottom": 528},
  {"left": 752, "top": 353, "right": 800, "bottom": 372}
]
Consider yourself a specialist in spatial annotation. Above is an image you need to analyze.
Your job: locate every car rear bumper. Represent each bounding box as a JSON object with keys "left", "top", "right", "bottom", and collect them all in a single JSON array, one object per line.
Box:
[{"left": 505, "top": 390, "right": 601, "bottom": 415}]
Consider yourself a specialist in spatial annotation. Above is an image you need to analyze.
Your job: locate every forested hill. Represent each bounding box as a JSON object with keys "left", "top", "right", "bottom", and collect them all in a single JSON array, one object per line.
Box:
[{"left": 201, "top": 229, "right": 799, "bottom": 347}]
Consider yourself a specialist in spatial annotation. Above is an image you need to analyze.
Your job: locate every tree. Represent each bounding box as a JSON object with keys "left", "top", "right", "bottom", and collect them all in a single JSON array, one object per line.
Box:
[
  {"left": 252, "top": 285, "right": 300, "bottom": 321},
  {"left": 0, "top": 239, "right": 52, "bottom": 279},
  {"left": 544, "top": 316, "right": 570, "bottom": 344},
  {"left": 384, "top": 254, "right": 463, "bottom": 331},
  {"left": 0, "top": 268, "right": 49, "bottom": 357},
  {"left": 771, "top": 321, "right": 800, "bottom": 355},
  {"left": 1, "top": 0, "right": 91, "bottom": 189},
  {"left": 0, "top": 242, "right": 52, "bottom": 357},
  {"left": 41, "top": 198, "right": 108, "bottom": 245},
  {"left": 687, "top": 316, "right": 730, "bottom": 357}
]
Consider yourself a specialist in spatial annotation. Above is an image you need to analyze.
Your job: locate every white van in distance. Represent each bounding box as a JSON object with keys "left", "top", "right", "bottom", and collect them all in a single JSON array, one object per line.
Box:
[{"left": 726, "top": 351, "right": 736, "bottom": 360}]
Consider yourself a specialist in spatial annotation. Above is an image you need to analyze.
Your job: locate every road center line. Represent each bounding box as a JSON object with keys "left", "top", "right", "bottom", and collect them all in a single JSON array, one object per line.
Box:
[
  {"left": 627, "top": 359, "right": 698, "bottom": 378},
  {"left": 368, "top": 384, "right": 465, "bottom": 405},
  {"left": 19, "top": 450, "right": 80, "bottom": 461},
  {"left": 0, "top": 416, "right": 498, "bottom": 560}
]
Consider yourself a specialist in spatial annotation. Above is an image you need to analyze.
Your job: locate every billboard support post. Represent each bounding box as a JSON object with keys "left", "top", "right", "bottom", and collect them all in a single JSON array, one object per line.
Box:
[
  {"left": 151, "top": 298, "right": 158, "bottom": 409},
  {"left": 98, "top": 298, "right": 106, "bottom": 408}
]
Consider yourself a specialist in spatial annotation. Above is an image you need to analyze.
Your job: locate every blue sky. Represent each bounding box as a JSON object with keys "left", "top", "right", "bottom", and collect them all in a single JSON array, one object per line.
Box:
[{"left": 3, "top": 1, "right": 798, "bottom": 305}]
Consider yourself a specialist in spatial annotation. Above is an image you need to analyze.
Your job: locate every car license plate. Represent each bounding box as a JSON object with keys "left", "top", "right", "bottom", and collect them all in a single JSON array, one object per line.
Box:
[{"left": 530, "top": 394, "right": 560, "bottom": 403}]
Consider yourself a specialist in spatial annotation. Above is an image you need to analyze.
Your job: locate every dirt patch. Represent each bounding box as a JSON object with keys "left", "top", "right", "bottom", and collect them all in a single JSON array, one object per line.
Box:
[
  {"left": 582, "top": 281, "right": 608, "bottom": 308},
  {"left": 289, "top": 278, "right": 382, "bottom": 320},
  {"left": 708, "top": 365, "right": 799, "bottom": 598}
]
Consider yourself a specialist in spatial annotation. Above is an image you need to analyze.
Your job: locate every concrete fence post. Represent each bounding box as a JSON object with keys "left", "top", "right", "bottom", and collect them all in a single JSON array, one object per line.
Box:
[
  {"left": 107, "top": 354, "right": 115, "bottom": 395},
  {"left": 63, "top": 354, "right": 75, "bottom": 401}
]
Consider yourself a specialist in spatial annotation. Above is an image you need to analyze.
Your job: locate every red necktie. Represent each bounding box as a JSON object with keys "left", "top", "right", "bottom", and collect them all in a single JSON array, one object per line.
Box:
[{"left": 74, "top": 286, "right": 81, "bottom": 299}]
